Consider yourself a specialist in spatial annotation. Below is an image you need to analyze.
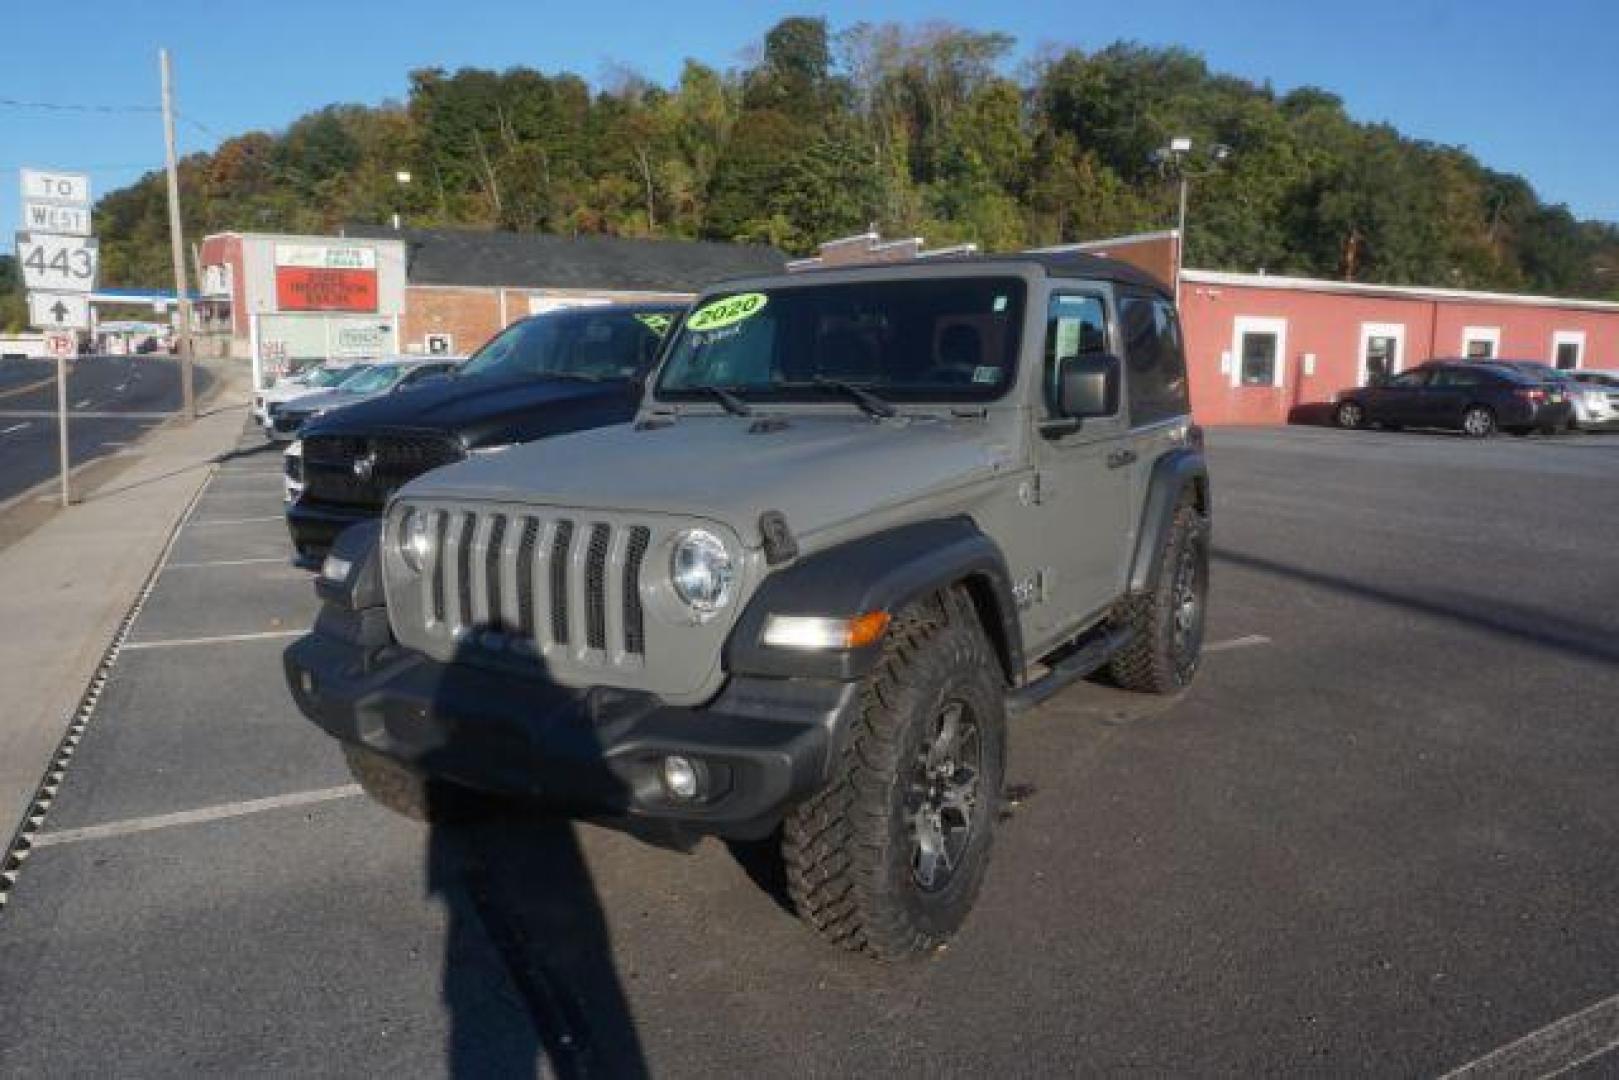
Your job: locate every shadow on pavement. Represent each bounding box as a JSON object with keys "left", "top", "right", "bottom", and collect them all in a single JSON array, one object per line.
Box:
[
  {"left": 1215, "top": 547, "right": 1619, "bottom": 666},
  {"left": 411, "top": 641, "right": 650, "bottom": 1079},
  {"left": 428, "top": 816, "right": 648, "bottom": 1079}
]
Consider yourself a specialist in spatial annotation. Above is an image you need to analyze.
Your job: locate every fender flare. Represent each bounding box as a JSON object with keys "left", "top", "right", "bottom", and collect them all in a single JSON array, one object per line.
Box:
[
  {"left": 724, "top": 517, "right": 1023, "bottom": 685},
  {"left": 1126, "top": 447, "right": 1211, "bottom": 594}
]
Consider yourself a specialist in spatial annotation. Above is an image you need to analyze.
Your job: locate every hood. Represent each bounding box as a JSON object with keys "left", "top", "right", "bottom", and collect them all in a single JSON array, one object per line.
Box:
[
  {"left": 300, "top": 373, "right": 635, "bottom": 445},
  {"left": 399, "top": 412, "right": 1018, "bottom": 545}
]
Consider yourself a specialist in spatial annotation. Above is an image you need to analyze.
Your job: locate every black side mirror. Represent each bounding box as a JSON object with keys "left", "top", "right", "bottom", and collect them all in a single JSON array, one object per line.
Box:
[{"left": 1057, "top": 353, "right": 1121, "bottom": 418}]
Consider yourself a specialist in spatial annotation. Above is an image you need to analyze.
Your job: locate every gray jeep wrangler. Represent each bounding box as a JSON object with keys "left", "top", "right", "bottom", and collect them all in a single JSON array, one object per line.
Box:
[{"left": 284, "top": 253, "right": 1210, "bottom": 959}]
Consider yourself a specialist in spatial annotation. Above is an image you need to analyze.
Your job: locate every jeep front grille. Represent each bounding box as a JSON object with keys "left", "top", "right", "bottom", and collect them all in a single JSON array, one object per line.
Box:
[{"left": 415, "top": 508, "right": 648, "bottom": 662}]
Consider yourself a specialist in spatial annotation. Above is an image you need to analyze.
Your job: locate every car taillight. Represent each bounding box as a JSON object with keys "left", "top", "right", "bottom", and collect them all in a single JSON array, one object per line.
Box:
[{"left": 1515, "top": 388, "right": 1545, "bottom": 403}]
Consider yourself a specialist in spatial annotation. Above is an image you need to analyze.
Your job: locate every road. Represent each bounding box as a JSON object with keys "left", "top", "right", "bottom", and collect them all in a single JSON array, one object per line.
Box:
[
  {"left": 0, "top": 356, "right": 212, "bottom": 505},
  {"left": 0, "top": 423, "right": 1616, "bottom": 1076}
]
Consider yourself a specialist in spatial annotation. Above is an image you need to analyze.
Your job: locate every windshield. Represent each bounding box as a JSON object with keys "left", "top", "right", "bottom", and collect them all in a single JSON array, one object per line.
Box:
[
  {"left": 655, "top": 278, "right": 1026, "bottom": 405},
  {"left": 337, "top": 365, "right": 404, "bottom": 395},
  {"left": 309, "top": 366, "right": 358, "bottom": 388},
  {"left": 331, "top": 364, "right": 374, "bottom": 390},
  {"left": 459, "top": 309, "right": 673, "bottom": 381}
]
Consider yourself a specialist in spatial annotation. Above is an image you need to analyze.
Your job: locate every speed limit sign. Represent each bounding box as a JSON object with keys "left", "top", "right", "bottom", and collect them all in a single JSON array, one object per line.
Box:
[
  {"left": 44, "top": 330, "right": 76, "bottom": 359},
  {"left": 15, "top": 232, "right": 99, "bottom": 293}
]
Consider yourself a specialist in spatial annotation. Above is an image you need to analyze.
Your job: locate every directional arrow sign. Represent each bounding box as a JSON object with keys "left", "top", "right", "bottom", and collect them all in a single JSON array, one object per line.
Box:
[{"left": 28, "top": 292, "right": 90, "bottom": 331}]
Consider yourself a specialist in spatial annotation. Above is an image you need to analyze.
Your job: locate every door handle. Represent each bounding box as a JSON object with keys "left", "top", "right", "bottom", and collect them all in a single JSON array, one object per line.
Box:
[{"left": 1106, "top": 449, "right": 1137, "bottom": 469}]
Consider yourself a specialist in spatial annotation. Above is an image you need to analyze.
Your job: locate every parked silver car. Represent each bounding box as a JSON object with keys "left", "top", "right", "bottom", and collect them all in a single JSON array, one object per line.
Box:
[
  {"left": 1567, "top": 369, "right": 1619, "bottom": 429},
  {"left": 266, "top": 357, "right": 463, "bottom": 439}
]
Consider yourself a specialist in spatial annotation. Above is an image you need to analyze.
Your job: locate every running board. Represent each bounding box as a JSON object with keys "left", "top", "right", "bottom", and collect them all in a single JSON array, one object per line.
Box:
[{"left": 1005, "top": 626, "right": 1134, "bottom": 716}]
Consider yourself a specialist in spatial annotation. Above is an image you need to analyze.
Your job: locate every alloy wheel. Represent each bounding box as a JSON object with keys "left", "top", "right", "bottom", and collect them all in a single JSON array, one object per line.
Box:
[{"left": 907, "top": 701, "right": 983, "bottom": 893}]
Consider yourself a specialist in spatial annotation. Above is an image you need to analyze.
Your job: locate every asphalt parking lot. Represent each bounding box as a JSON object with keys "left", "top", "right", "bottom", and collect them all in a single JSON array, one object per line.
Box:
[{"left": 1, "top": 422, "right": 1616, "bottom": 1076}]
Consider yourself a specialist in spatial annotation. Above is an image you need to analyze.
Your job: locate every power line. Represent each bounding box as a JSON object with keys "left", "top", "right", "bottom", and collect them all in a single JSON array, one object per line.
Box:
[{"left": 0, "top": 96, "right": 161, "bottom": 116}]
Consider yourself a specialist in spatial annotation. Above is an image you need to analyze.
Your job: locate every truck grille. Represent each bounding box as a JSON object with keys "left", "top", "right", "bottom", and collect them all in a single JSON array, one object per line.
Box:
[
  {"left": 302, "top": 434, "right": 465, "bottom": 509},
  {"left": 414, "top": 508, "right": 650, "bottom": 663}
]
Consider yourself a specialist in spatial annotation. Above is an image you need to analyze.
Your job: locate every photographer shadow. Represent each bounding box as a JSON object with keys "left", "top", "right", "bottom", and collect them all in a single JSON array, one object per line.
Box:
[{"left": 412, "top": 642, "right": 652, "bottom": 1079}]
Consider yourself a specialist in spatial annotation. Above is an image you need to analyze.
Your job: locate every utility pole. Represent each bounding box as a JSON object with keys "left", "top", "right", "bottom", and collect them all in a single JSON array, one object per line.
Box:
[{"left": 160, "top": 48, "right": 196, "bottom": 422}]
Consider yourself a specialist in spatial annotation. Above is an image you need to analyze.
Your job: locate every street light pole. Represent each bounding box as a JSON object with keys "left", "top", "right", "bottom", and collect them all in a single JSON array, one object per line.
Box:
[
  {"left": 1175, "top": 171, "right": 1190, "bottom": 307},
  {"left": 1152, "top": 137, "right": 1230, "bottom": 308},
  {"left": 160, "top": 48, "right": 196, "bottom": 422}
]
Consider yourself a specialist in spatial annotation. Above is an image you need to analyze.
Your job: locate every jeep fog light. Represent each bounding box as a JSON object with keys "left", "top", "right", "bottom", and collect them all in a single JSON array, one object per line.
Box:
[
  {"left": 661, "top": 755, "right": 701, "bottom": 800},
  {"left": 320, "top": 553, "right": 352, "bottom": 583},
  {"left": 763, "top": 611, "right": 890, "bottom": 651},
  {"left": 398, "top": 509, "right": 433, "bottom": 573},
  {"left": 669, "top": 529, "right": 734, "bottom": 616}
]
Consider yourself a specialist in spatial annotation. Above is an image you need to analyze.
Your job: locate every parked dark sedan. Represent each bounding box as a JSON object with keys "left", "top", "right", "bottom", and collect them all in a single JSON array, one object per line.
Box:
[{"left": 1334, "top": 361, "right": 1572, "bottom": 437}]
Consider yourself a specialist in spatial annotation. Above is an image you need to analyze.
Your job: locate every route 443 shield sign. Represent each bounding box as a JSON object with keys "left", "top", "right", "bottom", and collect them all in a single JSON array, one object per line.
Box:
[{"left": 15, "top": 232, "right": 100, "bottom": 294}]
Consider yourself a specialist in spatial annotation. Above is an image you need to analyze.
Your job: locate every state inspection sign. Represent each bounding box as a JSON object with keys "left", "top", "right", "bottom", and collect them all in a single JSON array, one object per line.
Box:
[
  {"left": 15, "top": 232, "right": 99, "bottom": 293},
  {"left": 28, "top": 292, "right": 90, "bottom": 331}
]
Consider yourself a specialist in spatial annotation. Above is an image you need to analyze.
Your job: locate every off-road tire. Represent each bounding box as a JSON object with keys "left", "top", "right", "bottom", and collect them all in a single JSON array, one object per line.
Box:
[
  {"left": 1108, "top": 493, "right": 1209, "bottom": 694},
  {"left": 781, "top": 588, "right": 1006, "bottom": 960},
  {"left": 342, "top": 743, "right": 492, "bottom": 824}
]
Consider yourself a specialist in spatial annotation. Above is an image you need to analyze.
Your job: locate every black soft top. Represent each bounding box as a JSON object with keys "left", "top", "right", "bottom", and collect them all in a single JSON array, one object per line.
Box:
[{"left": 784, "top": 250, "right": 1173, "bottom": 298}]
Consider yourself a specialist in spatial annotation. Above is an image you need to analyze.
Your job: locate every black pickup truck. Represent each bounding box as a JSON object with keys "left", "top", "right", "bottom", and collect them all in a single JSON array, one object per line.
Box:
[{"left": 284, "top": 303, "right": 683, "bottom": 565}]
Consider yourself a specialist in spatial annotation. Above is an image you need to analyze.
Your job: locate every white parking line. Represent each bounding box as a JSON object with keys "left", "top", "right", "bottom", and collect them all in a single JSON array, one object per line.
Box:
[
  {"left": 185, "top": 516, "right": 283, "bottom": 527},
  {"left": 30, "top": 786, "right": 364, "bottom": 849},
  {"left": 1439, "top": 992, "right": 1619, "bottom": 1078},
  {"left": 1205, "top": 634, "right": 1272, "bottom": 653},
  {"left": 123, "top": 629, "right": 303, "bottom": 651},
  {"left": 163, "top": 556, "right": 290, "bottom": 570},
  {"left": 1, "top": 422, "right": 28, "bottom": 435}
]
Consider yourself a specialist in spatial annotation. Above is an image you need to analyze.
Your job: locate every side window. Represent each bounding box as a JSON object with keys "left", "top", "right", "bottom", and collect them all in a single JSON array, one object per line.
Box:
[
  {"left": 1387, "top": 370, "right": 1428, "bottom": 389},
  {"left": 1120, "top": 295, "right": 1189, "bottom": 425},
  {"left": 1431, "top": 368, "right": 1480, "bottom": 389},
  {"left": 1043, "top": 294, "right": 1109, "bottom": 416}
]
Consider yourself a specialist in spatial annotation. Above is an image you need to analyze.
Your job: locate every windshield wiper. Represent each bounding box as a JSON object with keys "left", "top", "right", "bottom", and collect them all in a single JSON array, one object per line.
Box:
[
  {"left": 695, "top": 385, "right": 752, "bottom": 416},
  {"left": 809, "top": 377, "right": 897, "bottom": 419}
]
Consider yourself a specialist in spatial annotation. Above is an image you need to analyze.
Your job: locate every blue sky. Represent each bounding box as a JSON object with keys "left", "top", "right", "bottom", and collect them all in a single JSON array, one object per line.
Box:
[{"left": 4, "top": 0, "right": 1616, "bottom": 245}]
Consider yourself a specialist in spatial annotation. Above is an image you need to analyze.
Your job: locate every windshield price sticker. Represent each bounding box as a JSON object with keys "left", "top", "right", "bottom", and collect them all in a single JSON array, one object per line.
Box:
[
  {"left": 635, "top": 313, "right": 674, "bottom": 335},
  {"left": 687, "top": 292, "right": 767, "bottom": 332}
]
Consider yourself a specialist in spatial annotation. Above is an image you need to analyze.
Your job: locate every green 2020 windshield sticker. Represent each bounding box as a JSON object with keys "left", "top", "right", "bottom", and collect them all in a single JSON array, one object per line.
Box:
[
  {"left": 687, "top": 292, "right": 768, "bottom": 332},
  {"left": 635, "top": 313, "right": 673, "bottom": 335}
]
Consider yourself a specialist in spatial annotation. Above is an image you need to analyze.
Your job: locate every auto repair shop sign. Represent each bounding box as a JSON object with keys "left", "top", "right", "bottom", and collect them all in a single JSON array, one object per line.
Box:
[{"left": 274, "top": 243, "right": 378, "bottom": 312}]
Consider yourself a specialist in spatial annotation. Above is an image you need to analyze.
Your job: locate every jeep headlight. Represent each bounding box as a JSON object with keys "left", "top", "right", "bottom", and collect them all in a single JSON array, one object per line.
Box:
[
  {"left": 669, "top": 529, "right": 734, "bottom": 616},
  {"left": 397, "top": 508, "right": 434, "bottom": 574}
]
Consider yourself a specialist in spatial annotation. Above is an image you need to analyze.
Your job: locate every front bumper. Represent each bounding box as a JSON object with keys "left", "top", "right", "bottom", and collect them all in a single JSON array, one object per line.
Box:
[
  {"left": 283, "top": 631, "right": 858, "bottom": 839},
  {"left": 285, "top": 498, "right": 374, "bottom": 567}
]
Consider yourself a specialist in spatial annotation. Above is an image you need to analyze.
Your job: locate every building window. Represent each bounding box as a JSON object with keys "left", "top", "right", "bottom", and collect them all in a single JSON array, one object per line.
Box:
[
  {"left": 1551, "top": 330, "right": 1585, "bottom": 370},
  {"left": 1461, "top": 326, "right": 1500, "bottom": 360},
  {"left": 1232, "top": 316, "right": 1287, "bottom": 388},
  {"left": 1359, "top": 322, "right": 1405, "bottom": 385}
]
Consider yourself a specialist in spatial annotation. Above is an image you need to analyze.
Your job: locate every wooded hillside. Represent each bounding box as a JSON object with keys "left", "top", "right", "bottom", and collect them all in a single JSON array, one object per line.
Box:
[{"left": 43, "top": 18, "right": 1619, "bottom": 303}]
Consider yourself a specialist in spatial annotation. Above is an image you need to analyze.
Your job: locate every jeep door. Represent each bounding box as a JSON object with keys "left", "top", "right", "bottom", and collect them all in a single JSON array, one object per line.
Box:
[
  {"left": 1114, "top": 289, "right": 1194, "bottom": 514},
  {"left": 1021, "top": 289, "right": 1135, "bottom": 651}
]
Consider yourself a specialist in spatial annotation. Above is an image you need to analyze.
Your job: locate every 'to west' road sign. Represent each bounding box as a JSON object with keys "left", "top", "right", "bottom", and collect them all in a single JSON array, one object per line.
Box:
[
  {"left": 20, "top": 168, "right": 91, "bottom": 206},
  {"left": 22, "top": 201, "right": 92, "bottom": 236},
  {"left": 15, "top": 232, "right": 99, "bottom": 294}
]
